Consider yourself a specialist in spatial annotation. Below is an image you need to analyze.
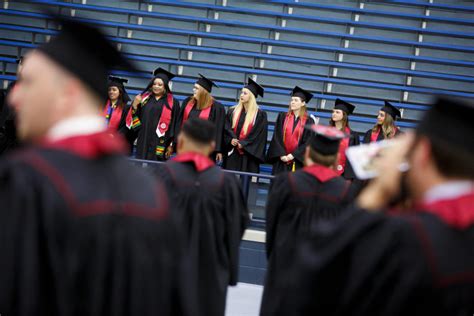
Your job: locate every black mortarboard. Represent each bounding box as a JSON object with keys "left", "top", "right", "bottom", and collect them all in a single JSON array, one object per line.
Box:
[
  {"left": 417, "top": 97, "right": 474, "bottom": 154},
  {"left": 244, "top": 77, "right": 264, "bottom": 98},
  {"left": 16, "top": 56, "right": 23, "bottom": 64},
  {"left": 291, "top": 86, "right": 313, "bottom": 103},
  {"left": 153, "top": 67, "right": 175, "bottom": 86},
  {"left": 37, "top": 14, "right": 133, "bottom": 100},
  {"left": 196, "top": 73, "right": 218, "bottom": 93},
  {"left": 182, "top": 117, "right": 216, "bottom": 144},
  {"left": 334, "top": 98, "right": 355, "bottom": 115},
  {"left": 307, "top": 124, "right": 348, "bottom": 155},
  {"left": 381, "top": 101, "right": 401, "bottom": 119},
  {"left": 108, "top": 76, "right": 130, "bottom": 102}
]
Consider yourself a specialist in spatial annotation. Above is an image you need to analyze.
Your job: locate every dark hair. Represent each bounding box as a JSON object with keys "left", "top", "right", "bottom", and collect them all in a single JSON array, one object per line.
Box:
[
  {"left": 419, "top": 135, "right": 474, "bottom": 179},
  {"left": 108, "top": 84, "right": 125, "bottom": 108},
  {"left": 308, "top": 147, "right": 338, "bottom": 167},
  {"left": 182, "top": 118, "right": 216, "bottom": 144},
  {"left": 329, "top": 111, "right": 349, "bottom": 130}
]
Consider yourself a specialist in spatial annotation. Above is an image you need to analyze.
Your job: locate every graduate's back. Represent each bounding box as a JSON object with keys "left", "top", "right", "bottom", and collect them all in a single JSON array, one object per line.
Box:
[{"left": 0, "top": 145, "right": 189, "bottom": 316}]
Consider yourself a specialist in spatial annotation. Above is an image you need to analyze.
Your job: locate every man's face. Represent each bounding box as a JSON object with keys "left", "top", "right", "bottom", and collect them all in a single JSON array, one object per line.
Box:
[{"left": 8, "top": 52, "right": 62, "bottom": 142}]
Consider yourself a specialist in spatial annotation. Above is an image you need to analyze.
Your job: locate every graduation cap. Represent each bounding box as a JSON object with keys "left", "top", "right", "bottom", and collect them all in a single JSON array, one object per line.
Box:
[
  {"left": 108, "top": 76, "right": 131, "bottom": 102},
  {"left": 334, "top": 98, "right": 355, "bottom": 115},
  {"left": 37, "top": 14, "right": 134, "bottom": 100},
  {"left": 244, "top": 77, "right": 264, "bottom": 98},
  {"left": 381, "top": 101, "right": 401, "bottom": 120},
  {"left": 182, "top": 117, "right": 216, "bottom": 144},
  {"left": 153, "top": 67, "right": 175, "bottom": 86},
  {"left": 417, "top": 97, "right": 474, "bottom": 154},
  {"left": 291, "top": 86, "right": 313, "bottom": 103},
  {"left": 307, "top": 124, "right": 348, "bottom": 155},
  {"left": 196, "top": 73, "right": 218, "bottom": 93}
]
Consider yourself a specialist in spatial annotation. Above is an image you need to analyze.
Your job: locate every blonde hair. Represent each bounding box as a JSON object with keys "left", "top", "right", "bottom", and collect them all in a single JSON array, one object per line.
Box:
[
  {"left": 232, "top": 88, "right": 258, "bottom": 135},
  {"left": 193, "top": 87, "right": 213, "bottom": 110},
  {"left": 372, "top": 111, "right": 397, "bottom": 139}
]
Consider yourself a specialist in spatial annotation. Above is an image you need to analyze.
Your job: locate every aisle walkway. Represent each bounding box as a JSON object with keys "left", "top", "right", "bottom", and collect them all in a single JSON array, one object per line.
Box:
[{"left": 225, "top": 282, "right": 264, "bottom": 316}]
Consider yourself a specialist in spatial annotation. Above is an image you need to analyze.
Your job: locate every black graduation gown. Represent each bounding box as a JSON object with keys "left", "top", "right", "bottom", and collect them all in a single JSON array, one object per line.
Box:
[
  {"left": 176, "top": 97, "right": 226, "bottom": 153},
  {"left": 0, "top": 83, "right": 18, "bottom": 155},
  {"left": 271, "top": 207, "right": 474, "bottom": 316},
  {"left": 267, "top": 112, "right": 313, "bottom": 175},
  {"left": 133, "top": 94, "right": 180, "bottom": 161},
  {"left": 223, "top": 108, "right": 268, "bottom": 173},
  {"left": 155, "top": 159, "right": 249, "bottom": 316},
  {"left": 0, "top": 144, "right": 191, "bottom": 316},
  {"left": 341, "top": 128, "right": 360, "bottom": 180},
  {"left": 105, "top": 102, "right": 136, "bottom": 152},
  {"left": 261, "top": 165, "right": 353, "bottom": 315}
]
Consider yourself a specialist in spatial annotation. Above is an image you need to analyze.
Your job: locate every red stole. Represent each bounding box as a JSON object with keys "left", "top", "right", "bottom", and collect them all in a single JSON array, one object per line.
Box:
[
  {"left": 156, "top": 93, "right": 174, "bottom": 138},
  {"left": 102, "top": 100, "right": 123, "bottom": 130},
  {"left": 283, "top": 113, "right": 307, "bottom": 159},
  {"left": 335, "top": 126, "right": 351, "bottom": 175},
  {"left": 172, "top": 152, "right": 215, "bottom": 172},
  {"left": 233, "top": 109, "right": 256, "bottom": 155},
  {"left": 413, "top": 192, "right": 474, "bottom": 229},
  {"left": 41, "top": 130, "right": 127, "bottom": 159},
  {"left": 303, "top": 163, "right": 340, "bottom": 183},
  {"left": 182, "top": 99, "right": 212, "bottom": 126}
]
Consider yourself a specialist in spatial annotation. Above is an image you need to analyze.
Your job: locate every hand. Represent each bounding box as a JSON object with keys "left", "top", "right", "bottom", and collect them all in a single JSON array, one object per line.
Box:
[
  {"left": 287, "top": 154, "right": 294, "bottom": 161},
  {"left": 165, "top": 146, "right": 173, "bottom": 159},
  {"left": 237, "top": 142, "right": 243, "bottom": 149},
  {"left": 357, "top": 133, "right": 414, "bottom": 211},
  {"left": 231, "top": 138, "right": 239, "bottom": 147},
  {"left": 216, "top": 153, "right": 223, "bottom": 163},
  {"left": 280, "top": 155, "right": 288, "bottom": 162},
  {"left": 132, "top": 94, "right": 142, "bottom": 110}
]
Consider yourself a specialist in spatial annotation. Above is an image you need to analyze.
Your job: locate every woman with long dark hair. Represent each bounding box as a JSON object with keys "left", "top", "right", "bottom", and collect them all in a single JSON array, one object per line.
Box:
[
  {"left": 329, "top": 98, "right": 359, "bottom": 179},
  {"left": 267, "top": 86, "right": 314, "bottom": 175},
  {"left": 363, "top": 101, "right": 402, "bottom": 143},
  {"left": 126, "top": 67, "right": 180, "bottom": 161}
]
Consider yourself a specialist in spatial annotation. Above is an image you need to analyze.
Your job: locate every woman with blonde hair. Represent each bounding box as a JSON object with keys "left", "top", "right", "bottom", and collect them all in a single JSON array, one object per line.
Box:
[
  {"left": 363, "top": 101, "right": 402, "bottom": 143},
  {"left": 176, "top": 74, "right": 226, "bottom": 163},
  {"left": 329, "top": 98, "right": 360, "bottom": 179},
  {"left": 223, "top": 78, "right": 268, "bottom": 173},
  {"left": 267, "top": 86, "right": 314, "bottom": 175}
]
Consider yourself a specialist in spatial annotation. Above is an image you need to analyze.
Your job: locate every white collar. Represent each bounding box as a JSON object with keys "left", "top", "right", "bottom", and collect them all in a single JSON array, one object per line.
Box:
[
  {"left": 47, "top": 115, "right": 107, "bottom": 142},
  {"left": 423, "top": 180, "right": 474, "bottom": 204}
]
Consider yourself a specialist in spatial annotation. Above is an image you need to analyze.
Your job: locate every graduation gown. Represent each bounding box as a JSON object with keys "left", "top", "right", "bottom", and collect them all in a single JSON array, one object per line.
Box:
[
  {"left": 176, "top": 97, "right": 226, "bottom": 154},
  {"left": 155, "top": 152, "right": 249, "bottom": 316},
  {"left": 223, "top": 107, "right": 268, "bottom": 173},
  {"left": 363, "top": 126, "right": 402, "bottom": 143},
  {"left": 266, "top": 112, "right": 313, "bottom": 175},
  {"left": 337, "top": 127, "right": 360, "bottom": 180},
  {"left": 0, "top": 83, "right": 18, "bottom": 155},
  {"left": 0, "top": 131, "right": 190, "bottom": 316},
  {"left": 270, "top": 193, "right": 474, "bottom": 316},
  {"left": 103, "top": 101, "right": 136, "bottom": 151},
  {"left": 261, "top": 164, "right": 353, "bottom": 315},
  {"left": 131, "top": 93, "right": 180, "bottom": 161}
]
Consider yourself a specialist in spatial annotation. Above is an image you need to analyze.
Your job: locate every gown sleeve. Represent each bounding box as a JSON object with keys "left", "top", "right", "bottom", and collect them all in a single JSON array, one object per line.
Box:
[
  {"left": 266, "top": 112, "right": 286, "bottom": 162},
  {"left": 264, "top": 173, "right": 291, "bottom": 258},
  {"left": 223, "top": 174, "right": 250, "bottom": 285},
  {"left": 223, "top": 108, "right": 237, "bottom": 153},
  {"left": 291, "top": 118, "right": 312, "bottom": 164},
  {"left": 212, "top": 101, "right": 226, "bottom": 153}
]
